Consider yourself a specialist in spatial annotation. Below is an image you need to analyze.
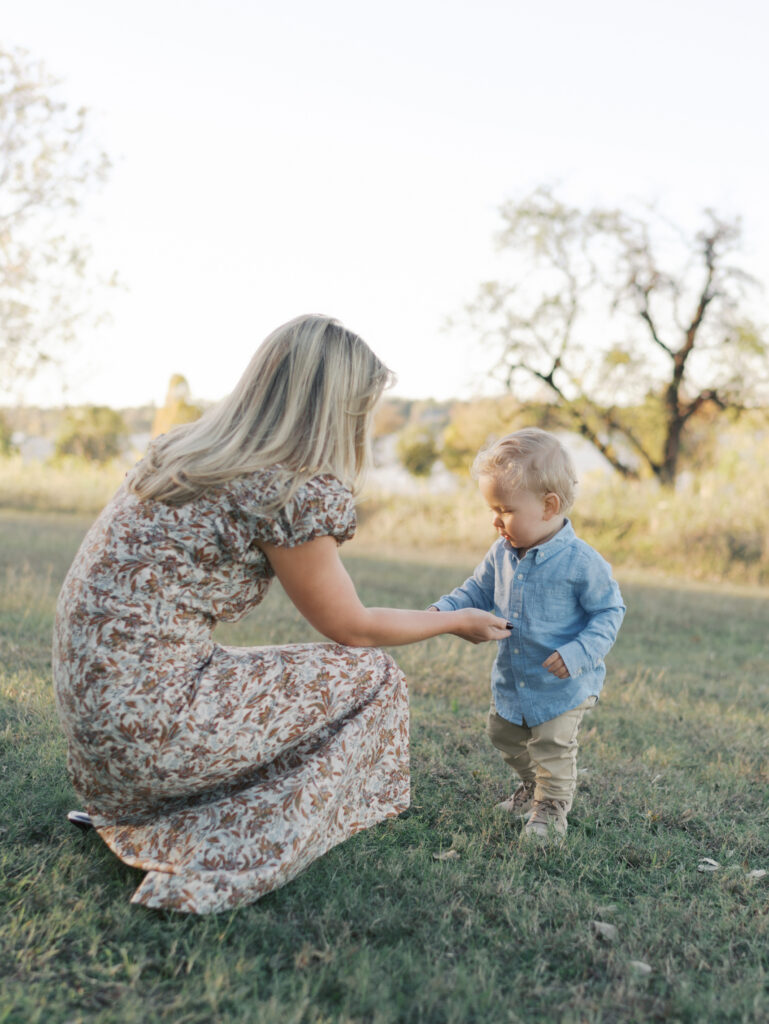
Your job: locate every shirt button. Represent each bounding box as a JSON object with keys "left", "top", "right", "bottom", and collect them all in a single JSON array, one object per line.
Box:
[
  {"left": 519, "top": 682, "right": 526, "bottom": 687},
  {"left": 517, "top": 574, "right": 524, "bottom": 580},
  {"left": 514, "top": 648, "right": 520, "bottom": 654},
  {"left": 513, "top": 612, "right": 519, "bottom": 618}
]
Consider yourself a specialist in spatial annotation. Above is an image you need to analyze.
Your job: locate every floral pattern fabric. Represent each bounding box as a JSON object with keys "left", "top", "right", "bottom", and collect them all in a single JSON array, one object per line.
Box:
[{"left": 52, "top": 470, "right": 410, "bottom": 914}]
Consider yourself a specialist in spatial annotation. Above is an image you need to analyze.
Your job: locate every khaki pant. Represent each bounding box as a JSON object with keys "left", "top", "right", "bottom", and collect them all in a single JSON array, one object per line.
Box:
[{"left": 486, "top": 696, "right": 597, "bottom": 809}]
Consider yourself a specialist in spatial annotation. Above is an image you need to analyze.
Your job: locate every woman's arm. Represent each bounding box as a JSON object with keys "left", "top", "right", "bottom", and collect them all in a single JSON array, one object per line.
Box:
[{"left": 260, "top": 536, "right": 511, "bottom": 647}]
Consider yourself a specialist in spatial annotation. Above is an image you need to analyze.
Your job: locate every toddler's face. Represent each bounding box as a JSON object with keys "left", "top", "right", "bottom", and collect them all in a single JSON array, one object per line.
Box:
[{"left": 478, "top": 474, "right": 561, "bottom": 552}]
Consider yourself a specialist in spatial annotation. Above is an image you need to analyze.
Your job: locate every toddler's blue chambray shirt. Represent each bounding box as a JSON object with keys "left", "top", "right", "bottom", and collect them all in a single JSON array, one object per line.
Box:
[{"left": 432, "top": 520, "right": 625, "bottom": 727}]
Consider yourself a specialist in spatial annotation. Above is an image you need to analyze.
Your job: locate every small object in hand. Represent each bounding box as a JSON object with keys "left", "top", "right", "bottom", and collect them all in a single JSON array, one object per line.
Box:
[
  {"left": 67, "top": 810, "right": 94, "bottom": 832},
  {"left": 505, "top": 621, "right": 514, "bottom": 630}
]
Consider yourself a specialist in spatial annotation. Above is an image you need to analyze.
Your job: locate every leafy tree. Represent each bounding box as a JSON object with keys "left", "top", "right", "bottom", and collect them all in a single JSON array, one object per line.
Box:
[
  {"left": 396, "top": 424, "right": 440, "bottom": 477},
  {"left": 54, "top": 405, "right": 127, "bottom": 462},
  {"left": 0, "top": 47, "right": 110, "bottom": 392},
  {"left": 441, "top": 395, "right": 522, "bottom": 475},
  {"left": 463, "top": 188, "right": 767, "bottom": 485}
]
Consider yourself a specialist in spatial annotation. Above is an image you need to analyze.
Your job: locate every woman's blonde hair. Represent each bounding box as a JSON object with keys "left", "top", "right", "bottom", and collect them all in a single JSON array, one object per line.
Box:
[
  {"left": 129, "top": 314, "right": 393, "bottom": 509},
  {"left": 471, "top": 427, "right": 578, "bottom": 512}
]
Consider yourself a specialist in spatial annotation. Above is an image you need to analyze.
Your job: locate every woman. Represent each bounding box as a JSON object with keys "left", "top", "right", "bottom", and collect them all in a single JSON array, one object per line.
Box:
[{"left": 53, "top": 315, "right": 510, "bottom": 914}]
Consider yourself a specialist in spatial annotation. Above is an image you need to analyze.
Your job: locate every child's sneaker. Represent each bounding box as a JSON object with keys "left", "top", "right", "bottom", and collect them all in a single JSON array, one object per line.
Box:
[
  {"left": 522, "top": 798, "right": 568, "bottom": 841},
  {"left": 495, "top": 780, "right": 535, "bottom": 816}
]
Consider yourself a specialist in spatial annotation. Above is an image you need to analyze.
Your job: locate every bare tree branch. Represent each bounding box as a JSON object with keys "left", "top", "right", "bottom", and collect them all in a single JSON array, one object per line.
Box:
[
  {"left": 507, "top": 357, "right": 641, "bottom": 479},
  {"left": 461, "top": 188, "right": 767, "bottom": 486},
  {"left": 638, "top": 302, "right": 674, "bottom": 357}
]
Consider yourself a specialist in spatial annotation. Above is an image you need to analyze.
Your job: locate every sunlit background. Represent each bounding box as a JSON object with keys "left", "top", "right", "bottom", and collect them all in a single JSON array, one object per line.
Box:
[{"left": 4, "top": 0, "right": 769, "bottom": 408}]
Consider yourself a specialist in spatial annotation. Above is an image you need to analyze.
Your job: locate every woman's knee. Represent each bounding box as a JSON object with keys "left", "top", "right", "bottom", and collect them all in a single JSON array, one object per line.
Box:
[
  {"left": 349, "top": 646, "right": 407, "bottom": 702},
  {"left": 377, "top": 649, "right": 408, "bottom": 698}
]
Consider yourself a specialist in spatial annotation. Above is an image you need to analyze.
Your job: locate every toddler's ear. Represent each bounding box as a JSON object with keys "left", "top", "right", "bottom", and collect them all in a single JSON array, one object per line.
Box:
[{"left": 543, "top": 492, "right": 561, "bottom": 519}]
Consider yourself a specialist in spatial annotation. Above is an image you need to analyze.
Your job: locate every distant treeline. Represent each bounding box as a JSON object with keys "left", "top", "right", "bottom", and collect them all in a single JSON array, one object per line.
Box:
[{"left": 0, "top": 404, "right": 156, "bottom": 438}]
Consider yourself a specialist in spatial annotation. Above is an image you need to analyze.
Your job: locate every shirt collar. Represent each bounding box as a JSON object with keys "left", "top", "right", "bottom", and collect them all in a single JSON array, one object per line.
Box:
[{"left": 504, "top": 518, "right": 576, "bottom": 564}]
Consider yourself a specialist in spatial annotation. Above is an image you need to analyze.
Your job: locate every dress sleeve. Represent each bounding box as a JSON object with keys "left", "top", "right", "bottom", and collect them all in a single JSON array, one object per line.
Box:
[
  {"left": 268, "top": 474, "right": 357, "bottom": 548},
  {"left": 217, "top": 471, "right": 356, "bottom": 560}
]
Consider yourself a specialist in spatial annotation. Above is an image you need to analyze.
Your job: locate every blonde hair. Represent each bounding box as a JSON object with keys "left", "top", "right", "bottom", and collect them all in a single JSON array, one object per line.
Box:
[
  {"left": 472, "top": 427, "right": 578, "bottom": 512},
  {"left": 129, "top": 314, "right": 393, "bottom": 509}
]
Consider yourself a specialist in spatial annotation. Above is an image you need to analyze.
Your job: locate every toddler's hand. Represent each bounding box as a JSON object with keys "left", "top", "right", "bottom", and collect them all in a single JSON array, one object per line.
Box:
[
  {"left": 543, "top": 652, "right": 569, "bottom": 679},
  {"left": 451, "top": 609, "right": 512, "bottom": 645}
]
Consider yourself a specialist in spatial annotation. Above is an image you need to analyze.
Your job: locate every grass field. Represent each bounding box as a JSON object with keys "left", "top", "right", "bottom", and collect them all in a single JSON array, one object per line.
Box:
[{"left": 1, "top": 509, "right": 768, "bottom": 1023}]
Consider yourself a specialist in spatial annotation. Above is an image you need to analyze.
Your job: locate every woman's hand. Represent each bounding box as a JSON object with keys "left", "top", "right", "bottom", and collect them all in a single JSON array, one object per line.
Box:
[{"left": 448, "top": 608, "right": 512, "bottom": 645}]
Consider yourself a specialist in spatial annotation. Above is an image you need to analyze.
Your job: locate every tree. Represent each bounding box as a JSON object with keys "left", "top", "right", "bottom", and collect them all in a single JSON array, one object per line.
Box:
[
  {"left": 0, "top": 47, "right": 110, "bottom": 392},
  {"left": 372, "top": 397, "right": 408, "bottom": 438},
  {"left": 396, "top": 424, "right": 440, "bottom": 477},
  {"left": 54, "top": 405, "right": 127, "bottom": 462},
  {"left": 152, "top": 374, "right": 202, "bottom": 436},
  {"left": 441, "top": 395, "right": 521, "bottom": 475},
  {"left": 0, "top": 411, "right": 14, "bottom": 455},
  {"left": 463, "top": 188, "right": 767, "bottom": 485}
]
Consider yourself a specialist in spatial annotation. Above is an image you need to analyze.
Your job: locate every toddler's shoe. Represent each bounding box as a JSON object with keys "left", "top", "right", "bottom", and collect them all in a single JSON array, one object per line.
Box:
[
  {"left": 495, "top": 779, "right": 535, "bottom": 816},
  {"left": 522, "top": 798, "right": 568, "bottom": 842}
]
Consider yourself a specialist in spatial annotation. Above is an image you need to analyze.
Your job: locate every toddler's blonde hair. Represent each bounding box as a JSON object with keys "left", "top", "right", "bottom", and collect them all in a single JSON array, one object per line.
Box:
[{"left": 471, "top": 427, "right": 578, "bottom": 512}]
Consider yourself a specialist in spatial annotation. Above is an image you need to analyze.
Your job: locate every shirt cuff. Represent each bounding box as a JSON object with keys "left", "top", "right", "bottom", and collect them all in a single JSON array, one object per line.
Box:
[{"left": 557, "top": 640, "right": 590, "bottom": 678}]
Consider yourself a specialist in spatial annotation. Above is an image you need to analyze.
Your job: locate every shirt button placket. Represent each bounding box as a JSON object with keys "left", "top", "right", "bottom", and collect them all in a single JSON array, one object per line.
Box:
[{"left": 512, "top": 565, "right": 526, "bottom": 697}]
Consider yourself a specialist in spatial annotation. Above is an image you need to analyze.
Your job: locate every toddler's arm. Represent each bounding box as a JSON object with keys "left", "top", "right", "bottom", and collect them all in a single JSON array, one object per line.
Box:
[
  {"left": 429, "top": 547, "right": 496, "bottom": 613},
  {"left": 555, "top": 551, "right": 625, "bottom": 679}
]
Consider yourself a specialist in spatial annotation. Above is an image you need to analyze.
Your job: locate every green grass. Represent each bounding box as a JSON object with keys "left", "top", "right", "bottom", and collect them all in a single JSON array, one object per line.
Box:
[{"left": 1, "top": 510, "right": 769, "bottom": 1022}]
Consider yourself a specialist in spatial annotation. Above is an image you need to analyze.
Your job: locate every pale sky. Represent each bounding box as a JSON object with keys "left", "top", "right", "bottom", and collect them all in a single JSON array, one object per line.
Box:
[{"left": 4, "top": 0, "right": 769, "bottom": 408}]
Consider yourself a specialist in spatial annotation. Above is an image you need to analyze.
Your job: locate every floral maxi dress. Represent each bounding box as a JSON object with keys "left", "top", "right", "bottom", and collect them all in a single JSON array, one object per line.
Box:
[{"left": 52, "top": 470, "right": 410, "bottom": 914}]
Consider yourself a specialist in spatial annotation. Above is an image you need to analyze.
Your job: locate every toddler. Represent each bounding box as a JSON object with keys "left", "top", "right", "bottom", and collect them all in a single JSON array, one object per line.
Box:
[{"left": 430, "top": 428, "right": 625, "bottom": 841}]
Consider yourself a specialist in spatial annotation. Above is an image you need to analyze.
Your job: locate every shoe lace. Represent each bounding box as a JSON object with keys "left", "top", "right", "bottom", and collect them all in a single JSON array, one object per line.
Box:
[{"left": 529, "top": 798, "right": 567, "bottom": 823}]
